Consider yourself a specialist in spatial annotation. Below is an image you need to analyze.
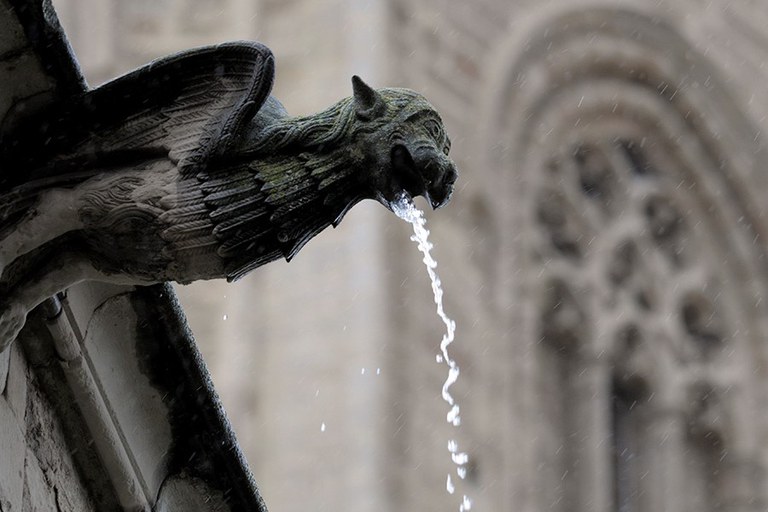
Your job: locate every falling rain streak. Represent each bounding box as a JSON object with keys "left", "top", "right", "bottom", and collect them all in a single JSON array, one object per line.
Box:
[{"left": 392, "top": 194, "right": 472, "bottom": 512}]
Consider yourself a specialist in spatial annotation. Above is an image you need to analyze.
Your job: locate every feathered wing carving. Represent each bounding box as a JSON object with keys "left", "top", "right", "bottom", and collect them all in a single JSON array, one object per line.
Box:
[
  {"left": 188, "top": 150, "right": 361, "bottom": 282},
  {"left": 1, "top": 41, "right": 275, "bottom": 186},
  {"left": 0, "top": 41, "right": 275, "bottom": 254}
]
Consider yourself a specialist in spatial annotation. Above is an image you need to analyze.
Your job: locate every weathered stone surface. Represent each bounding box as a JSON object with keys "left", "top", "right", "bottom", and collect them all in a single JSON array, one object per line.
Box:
[
  {"left": 22, "top": 448, "right": 57, "bottom": 512},
  {"left": 0, "top": 0, "right": 47, "bottom": 127},
  {"left": 24, "top": 374, "right": 97, "bottom": 512},
  {"left": 0, "top": 0, "right": 26, "bottom": 53},
  {"left": 82, "top": 294, "right": 173, "bottom": 500},
  {"left": 156, "top": 476, "right": 230, "bottom": 512},
  {"left": 0, "top": 398, "right": 24, "bottom": 512},
  {"left": 0, "top": 347, "right": 8, "bottom": 396},
  {"left": 6, "top": 343, "right": 26, "bottom": 428},
  {"left": 0, "top": 50, "right": 53, "bottom": 128}
]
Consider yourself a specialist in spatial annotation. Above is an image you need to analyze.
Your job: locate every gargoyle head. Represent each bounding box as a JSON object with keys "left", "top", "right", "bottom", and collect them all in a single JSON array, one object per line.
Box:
[{"left": 351, "top": 76, "right": 458, "bottom": 210}]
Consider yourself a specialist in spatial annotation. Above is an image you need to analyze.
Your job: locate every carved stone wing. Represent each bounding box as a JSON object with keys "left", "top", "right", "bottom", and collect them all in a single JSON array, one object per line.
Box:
[
  {"left": 205, "top": 152, "right": 351, "bottom": 282},
  {"left": 2, "top": 41, "right": 275, "bottom": 186}
]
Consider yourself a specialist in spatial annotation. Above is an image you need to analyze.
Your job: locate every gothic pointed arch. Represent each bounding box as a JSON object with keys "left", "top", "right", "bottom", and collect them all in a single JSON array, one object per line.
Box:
[{"left": 479, "top": 5, "right": 768, "bottom": 511}]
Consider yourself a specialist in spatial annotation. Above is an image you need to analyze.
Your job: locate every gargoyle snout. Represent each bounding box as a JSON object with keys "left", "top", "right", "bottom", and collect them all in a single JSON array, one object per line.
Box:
[
  {"left": 413, "top": 149, "right": 458, "bottom": 209},
  {"left": 387, "top": 144, "right": 457, "bottom": 209}
]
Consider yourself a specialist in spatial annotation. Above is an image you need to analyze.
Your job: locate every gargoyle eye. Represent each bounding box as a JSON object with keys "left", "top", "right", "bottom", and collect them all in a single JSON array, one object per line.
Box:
[{"left": 424, "top": 119, "right": 443, "bottom": 141}]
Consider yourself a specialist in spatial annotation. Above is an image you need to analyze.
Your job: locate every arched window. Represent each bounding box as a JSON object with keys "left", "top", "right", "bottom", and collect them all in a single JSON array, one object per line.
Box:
[{"left": 481, "top": 7, "right": 768, "bottom": 511}]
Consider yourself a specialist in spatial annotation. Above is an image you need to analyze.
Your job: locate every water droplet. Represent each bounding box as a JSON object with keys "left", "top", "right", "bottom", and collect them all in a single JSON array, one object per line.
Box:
[
  {"left": 451, "top": 451, "right": 469, "bottom": 465},
  {"left": 376, "top": 368, "right": 381, "bottom": 375},
  {"left": 446, "top": 474, "right": 455, "bottom": 494},
  {"left": 320, "top": 422, "right": 326, "bottom": 432},
  {"left": 222, "top": 314, "right": 228, "bottom": 320}
]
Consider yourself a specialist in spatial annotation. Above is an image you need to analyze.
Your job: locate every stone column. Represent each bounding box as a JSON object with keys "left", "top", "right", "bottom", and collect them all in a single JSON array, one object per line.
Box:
[
  {"left": 569, "top": 355, "right": 612, "bottom": 512},
  {"left": 645, "top": 405, "right": 687, "bottom": 511}
]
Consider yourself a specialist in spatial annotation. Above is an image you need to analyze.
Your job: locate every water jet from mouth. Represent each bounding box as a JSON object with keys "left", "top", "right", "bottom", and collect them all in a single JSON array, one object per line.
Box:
[{"left": 391, "top": 193, "right": 472, "bottom": 512}]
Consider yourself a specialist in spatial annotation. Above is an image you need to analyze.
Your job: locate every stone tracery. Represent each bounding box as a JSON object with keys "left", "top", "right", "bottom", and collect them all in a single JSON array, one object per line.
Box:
[{"left": 532, "top": 117, "right": 750, "bottom": 511}]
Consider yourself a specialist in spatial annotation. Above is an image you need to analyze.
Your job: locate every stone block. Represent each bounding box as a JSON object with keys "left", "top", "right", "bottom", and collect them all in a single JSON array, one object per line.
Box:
[
  {"left": 22, "top": 448, "right": 57, "bottom": 512},
  {"left": 0, "top": 50, "right": 53, "bottom": 127},
  {"left": 82, "top": 294, "right": 172, "bottom": 499},
  {"left": 6, "top": 343, "right": 27, "bottom": 429},
  {"left": 0, "top": 398, "right": 24, "bottom": 512},
  {"left": 23, "top": 378, "right": 98, "bottom": 511},
  {"left": 0, "top": 348, "right": 9, "bottom": 396},
  {"left": 63, "top": 283, "right": 134, "bottom": 340},
  {"left": 0, "top": 0, "right": 26, "bottom": 54},
  {"left": 155, "top": 476, "right": 228, "bottom": 512}
]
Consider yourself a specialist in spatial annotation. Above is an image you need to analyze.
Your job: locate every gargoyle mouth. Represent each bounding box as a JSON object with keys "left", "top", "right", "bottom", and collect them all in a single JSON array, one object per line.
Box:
[
  {"left": 390, "top": 144, "right": 456, "bottom": 209},
  {"left": 427, "top": 162, "right": 457, "bottom": 210},
  {"left": 390, "top": 144, "right": 426, "bottom": 203}
]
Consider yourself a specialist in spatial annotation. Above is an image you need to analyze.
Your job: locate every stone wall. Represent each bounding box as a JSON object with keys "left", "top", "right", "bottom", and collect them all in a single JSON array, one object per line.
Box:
[{"left": 0, "top": 343, "right": 97, "bottom": 512}]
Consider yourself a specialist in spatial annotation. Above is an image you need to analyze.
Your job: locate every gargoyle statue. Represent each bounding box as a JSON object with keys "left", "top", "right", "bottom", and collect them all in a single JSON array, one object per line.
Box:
[{"left": 0, "top": 41, "right": 457, "bottom": 349}]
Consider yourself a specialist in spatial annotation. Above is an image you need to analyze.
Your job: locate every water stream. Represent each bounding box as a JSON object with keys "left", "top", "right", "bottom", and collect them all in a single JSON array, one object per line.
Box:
[{"left": 391, "top": 194, "right": 472, "bottom": 512}]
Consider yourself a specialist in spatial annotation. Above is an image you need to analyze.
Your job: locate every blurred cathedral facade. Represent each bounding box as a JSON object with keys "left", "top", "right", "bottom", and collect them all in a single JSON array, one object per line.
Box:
[{"left": 53, "top": 0, "right": 768, "bottom": 510}]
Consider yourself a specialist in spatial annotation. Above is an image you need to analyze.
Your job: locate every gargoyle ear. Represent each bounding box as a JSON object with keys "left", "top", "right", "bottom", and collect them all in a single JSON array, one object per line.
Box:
[{"left": 352, "top": 75, "right": 384, "bottom": 120}]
